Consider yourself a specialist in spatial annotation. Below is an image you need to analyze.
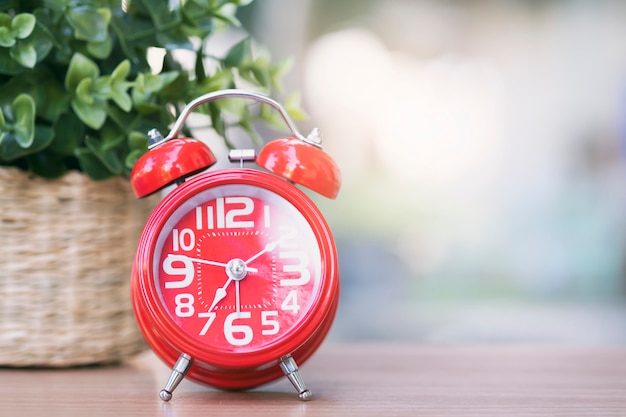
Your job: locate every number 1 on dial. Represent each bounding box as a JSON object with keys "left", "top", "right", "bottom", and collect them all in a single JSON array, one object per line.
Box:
[{"left": 264, "top": 205, "right": 271, "bottom": 228}]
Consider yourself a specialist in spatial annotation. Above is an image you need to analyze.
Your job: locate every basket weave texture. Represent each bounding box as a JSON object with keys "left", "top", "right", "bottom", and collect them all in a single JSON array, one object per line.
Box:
[{"left": 0, "top": 167, "right": 156, "bottom": 367}]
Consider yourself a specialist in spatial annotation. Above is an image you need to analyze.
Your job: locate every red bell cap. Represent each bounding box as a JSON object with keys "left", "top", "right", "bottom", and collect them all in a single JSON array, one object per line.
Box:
[
  {"left": 257, "top": 138, "right": 341, "bottom": 199},
  {"left": 130, "top": 138, "right": 217, "bottom": 198}
]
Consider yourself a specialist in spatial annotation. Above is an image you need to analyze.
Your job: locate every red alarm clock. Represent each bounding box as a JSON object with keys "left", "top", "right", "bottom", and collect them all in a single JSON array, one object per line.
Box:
[{"left": 129, "top": 90, "right": 341, "bottom": 401}]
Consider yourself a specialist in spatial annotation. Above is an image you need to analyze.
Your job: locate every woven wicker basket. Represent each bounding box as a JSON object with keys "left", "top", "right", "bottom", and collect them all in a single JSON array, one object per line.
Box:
[{"left": 0, "top": 167, "right": 156, "bottom": 367}]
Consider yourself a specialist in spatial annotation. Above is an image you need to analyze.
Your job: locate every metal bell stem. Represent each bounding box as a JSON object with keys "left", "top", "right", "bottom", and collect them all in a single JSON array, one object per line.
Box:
[
  {"left": 159, "top": 353, "right": 193, "bottom": 401},
  {"left": 279, "top": 354, "right": 312, "bottom": 401}
]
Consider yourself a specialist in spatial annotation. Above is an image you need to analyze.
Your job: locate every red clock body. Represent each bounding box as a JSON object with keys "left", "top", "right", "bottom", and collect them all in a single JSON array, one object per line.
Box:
[{"left": 131, "top": 168, "right": 339, "bottom": 390}]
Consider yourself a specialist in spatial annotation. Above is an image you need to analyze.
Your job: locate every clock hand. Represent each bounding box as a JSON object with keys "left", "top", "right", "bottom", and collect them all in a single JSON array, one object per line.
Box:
[
  {"left": 235, "top": 280, "right": 241, "bottom": 315},
  {"left": 207, "top": 276, "right": 232, "bottom": 312},
  {"left": 179, "top": 240, "right": 276, "bottom": 314},
  {"left": 168, "top": 254, "right": 258, "bottom": 273},
  {"left": 207, "top": 257, "right": 250, "bottom": 312},
  {"left": 244, "top": 239, "right": 282, "bottom": 265}
]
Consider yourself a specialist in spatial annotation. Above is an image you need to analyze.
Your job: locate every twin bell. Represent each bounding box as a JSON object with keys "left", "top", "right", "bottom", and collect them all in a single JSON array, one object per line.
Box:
[{"left": 130, "top": 89, "right": 341, "bottom": 201}]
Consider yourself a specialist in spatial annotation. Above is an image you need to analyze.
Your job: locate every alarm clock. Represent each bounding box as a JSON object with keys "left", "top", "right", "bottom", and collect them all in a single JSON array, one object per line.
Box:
[{"left": 129, "top": 90, "right": 341, "bottom": 401}]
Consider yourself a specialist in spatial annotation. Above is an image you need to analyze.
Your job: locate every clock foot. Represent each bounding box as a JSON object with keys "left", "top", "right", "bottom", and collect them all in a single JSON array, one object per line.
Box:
[
  {"left": 160, "top": 353, "right": 193, "bottom": 401},
  {"left": 279, "top": 354, "right": 312, "bottom": 401}
]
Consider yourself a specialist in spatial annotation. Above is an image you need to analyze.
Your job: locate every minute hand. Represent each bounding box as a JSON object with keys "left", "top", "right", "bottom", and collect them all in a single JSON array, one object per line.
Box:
[
  {"left": 245, "top": 240, "right": 281, "bottom": 265},
  {"left": 169, "top": 254, "right": 258, "bottom": 273}
]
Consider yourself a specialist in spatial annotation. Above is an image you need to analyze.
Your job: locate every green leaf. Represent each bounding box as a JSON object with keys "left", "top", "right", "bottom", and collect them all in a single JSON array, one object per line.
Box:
[
  {"left": 99, "top": 124, "right": 125, "bottom": 150},
  {"left": 209, "top": 102, "right": 226, "bottom": 138},
  {"left": 0, "top": 26, "right": 14, "bottom": 47},
  {"left": 180, "top": 1, "right": 213, "bottom": 29},
  {"left": 33, "top": 8, "right": 66, "bottom": 58},
  {"left": 12, "top": 93, "right": 35, "bottom": 147},
  {"left": 65, "top": 52, "right": 99, "bottom": 91},
  {"left": 49, "top": 112, "right": 85, "bottom": 156},
  {"left": 71, "top": 95, "right": 107, "bottom": 130},
  {"left": 270, "top": 58, "right": 293, "bottom": 91},
  {"left": 128, "top": 131, "right": 148, "bottom": 150},
  {"left": 0, "top": 48, "right": 24, "bottom": 76},
  {"left": 85, "top": 135, "right": 123, "bottom": 174},
  {"left": 74, "top": 147, "right": 114, "bottom": 180},
  {"left": 131, "top": 74, "right": 160, "bottom": 113},
  {"left": 139, "top": 73, "right": 164, "bottom": 93},
  {"left": 76, "top": 77, "right": 95, "bottom": 104},
  {"left": 251, "top": 66, "right": 270, "bottom": 88},
  {"left": 12, "top": 13, "right": 35, "bottom": 39},
  {"left": 158, "top": 71, "right": 182, "bottom": 89},
  {"left": 106, "top": 105, "right": 136, "bottom": 131},
  {"left": 109, "top": 60, "right": 132, "bottom": 111},
  {"left": 212, "top": 4, "right": 242, "bottom": 27},
  {"left": 111, "top": 59, "right": 130, "bottom": 81},
  {"left": 0, "top": 124, "right": 53, "bottom": 161},
  {"left": 131, "top": 92, "right": 160, "bottom": 114},
  {"left": 156, "top": 29, "right": 194, "bottom": 50},
  {"left": 26, "top": 150, "right": 68, "bottom": 179},
  {"left": 198, "top": 69, "right": 233, "bottom": 92},
  {"left": 158, "top": 70, "right": 190, "bottom": 101},
  {"left": 10, "top": 41, "right": 36, "bottom": 68},
  {"left": 138, "top": 0, "right": 182, "bottom": 29},
  {"left": 66, "top": 6, "right": 111, "bottom": 42},
  {"left": 92, "top": 75, "right": 111, "bottom": 98},
  {"left": 86, "top": 37, "right": 112, "bottom": 59},
  {"left": 260, "top": 102, "right": 290, "bottom": 132},
  {"left": 125, "top": 148, "right": 145, "bottom": 170},
  {"left": 39, "top": 77, "right": 70, "bottom": 122},
  {"left": 284, "top": 92, "right": 308, "bottom": 122},
  {"left": 38, "top": 0, "right": 67, "bottom": 12},
  {"left": 111, "top": 89, "right": 132, "bottom": 112},
  {"left": 0, "top": 13, "right": 11, "bottom": 28},
  {"left": 223, "top": 37, "right": 251, "bottom": 67},
  {"left": 195, "top": 47, "right": 206, "bottom": 81},
  {"left": 216, "top": 97, "right": 247, "bottom": 119}
]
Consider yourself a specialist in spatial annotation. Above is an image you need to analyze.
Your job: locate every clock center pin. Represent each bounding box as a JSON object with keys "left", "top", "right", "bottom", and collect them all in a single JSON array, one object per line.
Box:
[{"left": 226, "top": 258, "right": 248, "bottom": 281}]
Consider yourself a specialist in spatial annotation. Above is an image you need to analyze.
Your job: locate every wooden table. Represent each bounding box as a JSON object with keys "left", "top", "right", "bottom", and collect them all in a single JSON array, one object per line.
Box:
[{"left": 2, "top": 344, "right": 626, "bottom": 416}]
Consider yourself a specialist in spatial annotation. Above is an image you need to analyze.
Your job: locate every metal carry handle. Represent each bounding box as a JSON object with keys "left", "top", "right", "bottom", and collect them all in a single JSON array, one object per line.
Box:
[{"left": 151, "top": 89, "right": 321, "bottom": 148}]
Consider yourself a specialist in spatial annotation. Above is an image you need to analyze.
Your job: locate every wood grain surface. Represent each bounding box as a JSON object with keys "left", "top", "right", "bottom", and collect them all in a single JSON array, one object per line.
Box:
[{"left": 1, "top": 344, "right": 625, "bottom": 416}]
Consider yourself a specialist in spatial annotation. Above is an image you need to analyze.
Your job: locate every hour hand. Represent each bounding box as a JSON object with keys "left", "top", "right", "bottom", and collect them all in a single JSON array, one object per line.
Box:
[{"left": 208, "top": 278, "right": 232, "bottom": 312}]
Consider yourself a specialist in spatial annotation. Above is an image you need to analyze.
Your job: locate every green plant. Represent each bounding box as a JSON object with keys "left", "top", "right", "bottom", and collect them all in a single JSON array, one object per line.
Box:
[{"left": 0, "top": 0, "right": 302, "bottom": 180}]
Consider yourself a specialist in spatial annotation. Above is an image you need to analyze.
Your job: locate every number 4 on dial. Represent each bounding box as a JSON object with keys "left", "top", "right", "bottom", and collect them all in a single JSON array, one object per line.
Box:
[{"left": 281, "top": 290, "right": 300, "bottom": 314}]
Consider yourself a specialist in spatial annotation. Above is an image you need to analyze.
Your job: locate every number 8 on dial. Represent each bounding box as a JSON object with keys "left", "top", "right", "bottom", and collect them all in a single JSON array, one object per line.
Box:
[{"left": 130, "top": 90, "right": 341, "bottom": 402}]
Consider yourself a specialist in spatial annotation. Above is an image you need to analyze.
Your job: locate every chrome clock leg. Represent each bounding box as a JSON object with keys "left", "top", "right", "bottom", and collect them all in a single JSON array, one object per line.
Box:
[
  {"left": 159, "top": 353, "right": 193, "bottom": 401},
  {"left": 279, "top": 354, "right": 312, "bottom": 401}
]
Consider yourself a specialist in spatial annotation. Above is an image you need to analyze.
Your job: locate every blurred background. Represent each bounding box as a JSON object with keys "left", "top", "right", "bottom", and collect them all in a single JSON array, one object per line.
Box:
[{"left": 230, "top": 0, "right": 626, "bottom": 345}]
